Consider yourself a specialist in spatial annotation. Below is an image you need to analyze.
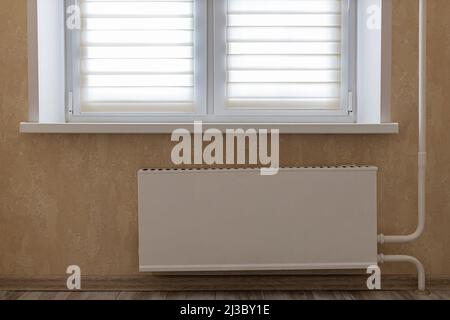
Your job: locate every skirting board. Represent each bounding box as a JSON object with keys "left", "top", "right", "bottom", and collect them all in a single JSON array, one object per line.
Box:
[{"left": 1, "top": 275, "right": 449, "bottom": 292}]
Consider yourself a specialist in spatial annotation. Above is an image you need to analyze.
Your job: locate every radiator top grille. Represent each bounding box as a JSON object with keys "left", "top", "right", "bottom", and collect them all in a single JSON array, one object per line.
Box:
[{"left": 139, "top": 166, "right": 377, "bottom": 173}]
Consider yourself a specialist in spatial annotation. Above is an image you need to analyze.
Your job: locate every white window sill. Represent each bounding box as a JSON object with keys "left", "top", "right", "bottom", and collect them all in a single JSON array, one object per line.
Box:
[{"left": 19, "top": 122, "right": 399, "bottom": 135}]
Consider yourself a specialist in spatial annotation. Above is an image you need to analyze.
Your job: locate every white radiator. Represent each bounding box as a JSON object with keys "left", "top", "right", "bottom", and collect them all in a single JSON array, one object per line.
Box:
[{"left": 138, "top": 167, "right": 378, "bottom": 272}]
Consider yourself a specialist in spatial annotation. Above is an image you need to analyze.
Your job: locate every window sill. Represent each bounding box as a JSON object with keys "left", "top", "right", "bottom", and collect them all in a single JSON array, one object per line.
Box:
[{"left": 19, "top": 122, "right": 399, "bottom": 135}]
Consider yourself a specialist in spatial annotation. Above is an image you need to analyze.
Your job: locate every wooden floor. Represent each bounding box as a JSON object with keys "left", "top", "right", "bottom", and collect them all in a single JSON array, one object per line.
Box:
[{"left": 1, "top": 290, "right": 450, "bottom": 300}]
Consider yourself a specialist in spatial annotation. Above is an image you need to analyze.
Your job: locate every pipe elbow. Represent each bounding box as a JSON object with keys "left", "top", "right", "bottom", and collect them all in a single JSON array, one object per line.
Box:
[
  {"left": 378, "top": 231, "right": 424, "bottom": 245},
  {"left": 378, "top": 254, "right": 426, "bottom": 291}
]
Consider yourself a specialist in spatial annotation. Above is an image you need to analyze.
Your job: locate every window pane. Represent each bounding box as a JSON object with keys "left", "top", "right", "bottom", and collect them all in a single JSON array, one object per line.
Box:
[
  {"left": 79, "top": 0, "right": 195, "bottom": 113},
  {"left": 226, "top": 0, "right": 343, "bottom": 110}
]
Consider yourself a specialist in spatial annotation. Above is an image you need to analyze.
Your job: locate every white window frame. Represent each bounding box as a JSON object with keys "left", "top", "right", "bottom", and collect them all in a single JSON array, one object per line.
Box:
[
  {"left": 22, "top": 0, "right": 399, "bottom": 134},
  {"left": 68, "top": 0, "right": 354, "bottom": 123}
]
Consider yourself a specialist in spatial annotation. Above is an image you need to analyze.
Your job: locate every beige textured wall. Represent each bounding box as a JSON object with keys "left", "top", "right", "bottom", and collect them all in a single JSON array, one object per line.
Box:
[{"left": 0, "top": 0, "right": 449, "bottom": 277}]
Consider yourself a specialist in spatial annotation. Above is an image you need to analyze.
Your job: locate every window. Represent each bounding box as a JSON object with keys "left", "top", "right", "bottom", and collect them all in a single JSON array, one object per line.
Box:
[
  {"left": 214, "top": 0, "right": 354, "bottom": 120},
  {"left": 65, "top": 0, "right": 354, "bottom": 122},
  {"left": 25, "top": 0, "right": 397, "bottom": 132},
  {"left": 68, "top": 0, "right": 207, "bottom": 118}
]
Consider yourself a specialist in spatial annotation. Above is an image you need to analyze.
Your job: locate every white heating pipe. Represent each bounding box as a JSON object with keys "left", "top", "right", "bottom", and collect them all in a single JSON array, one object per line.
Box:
[
  {"left": 378, "top": 254, "right": 426, "bottom": 291},
  {"left": 378, "top": 0, "right": 428, "bottom": 292},
  {"left": 378, "top": 0, "right": 427, "bottom": 246}
]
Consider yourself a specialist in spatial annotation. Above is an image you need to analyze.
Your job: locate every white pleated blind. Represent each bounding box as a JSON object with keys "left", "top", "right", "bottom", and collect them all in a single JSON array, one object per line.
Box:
[
  {"left": 226, "top": 0, "right": 342, "bottom": 109},
  {"left": 80, "top": 0, "right": 195, "bottom": 113}
]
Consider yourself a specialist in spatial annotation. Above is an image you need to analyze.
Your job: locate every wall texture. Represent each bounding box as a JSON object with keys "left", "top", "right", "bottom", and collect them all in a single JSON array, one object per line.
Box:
[{"left": 0, "top": 0, "right": 449, "bottom": 277}]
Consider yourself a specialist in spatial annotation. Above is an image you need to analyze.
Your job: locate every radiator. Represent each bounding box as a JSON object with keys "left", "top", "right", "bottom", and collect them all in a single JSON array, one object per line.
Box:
[{"left": 138, "top": 167, "right": 378, "bottom": 272}]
